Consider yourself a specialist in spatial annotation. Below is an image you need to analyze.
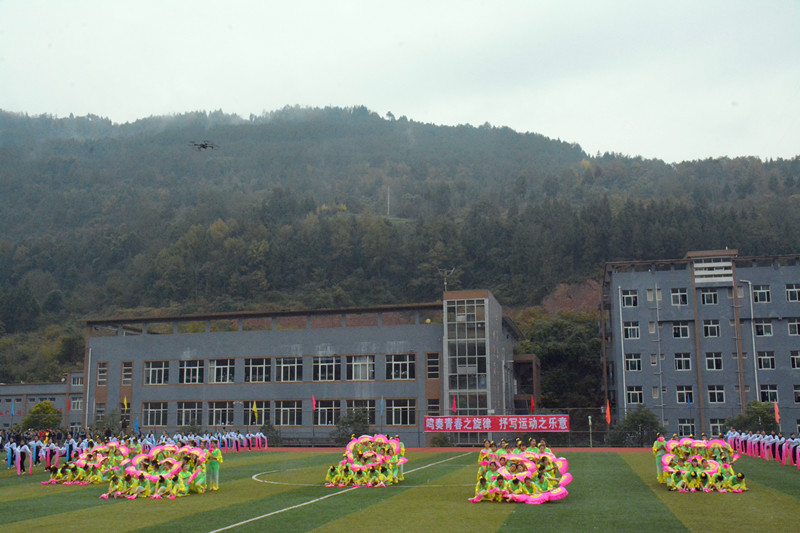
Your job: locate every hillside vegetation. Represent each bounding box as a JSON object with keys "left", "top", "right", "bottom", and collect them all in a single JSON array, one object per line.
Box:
[{"left": 1, "top": 106, "right": 799, "bottom": 383}]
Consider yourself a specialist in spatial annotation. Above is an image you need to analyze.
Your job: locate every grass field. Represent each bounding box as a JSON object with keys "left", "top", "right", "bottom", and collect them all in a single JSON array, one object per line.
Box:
[{"left": 1, "top": 448, "right": 798, "bottom": 532}]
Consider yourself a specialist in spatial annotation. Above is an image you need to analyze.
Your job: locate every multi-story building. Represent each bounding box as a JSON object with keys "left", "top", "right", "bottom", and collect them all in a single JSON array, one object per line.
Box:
[
  {"left": 0, "top": 371, "right": 85, "bottom": 432},
  {"left": 78, "top": 289, "right": 521, "bottom": 445},
  {"left": 601, "top": 249, "right": 800, "bottom": 437}
]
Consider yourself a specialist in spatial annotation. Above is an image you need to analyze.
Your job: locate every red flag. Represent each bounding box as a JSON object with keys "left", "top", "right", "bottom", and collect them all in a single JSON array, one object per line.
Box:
[
  {"left": 530, "top": 396, "right": 535, "bottom": 414},
  {"left": 67, "top": 398, "right": 71, "bottom": 412},
  {"left": 605, "top": 398, "right": 611, "bottom": 425},
  {"left": 774, "top": 401, "right": 780, "bottom": 424},
  {"left": 312, "top": 395, "right": 316, "bottom": 412},
  {"left": 451, "top": 396, "right": 457, "bottom": 414}
]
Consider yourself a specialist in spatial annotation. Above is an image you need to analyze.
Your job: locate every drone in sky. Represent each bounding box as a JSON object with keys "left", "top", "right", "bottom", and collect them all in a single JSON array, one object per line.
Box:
[{"left": 190, "top": 140, "right": 217, "bottom": 151}]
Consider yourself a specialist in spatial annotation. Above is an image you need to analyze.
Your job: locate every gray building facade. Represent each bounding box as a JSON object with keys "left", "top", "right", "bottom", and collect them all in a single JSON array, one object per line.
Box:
[
  {"left": 601, "top": 250, "right": 800, "bottom": 437},
  {"left": 81, "top": 290, "right": 519, "bottom": 445}
]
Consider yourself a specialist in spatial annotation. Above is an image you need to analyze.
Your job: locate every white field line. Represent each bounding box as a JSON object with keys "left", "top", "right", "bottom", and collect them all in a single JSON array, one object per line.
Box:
[{"left": 209, "top": 452, "right": 471, "bottom": 532}]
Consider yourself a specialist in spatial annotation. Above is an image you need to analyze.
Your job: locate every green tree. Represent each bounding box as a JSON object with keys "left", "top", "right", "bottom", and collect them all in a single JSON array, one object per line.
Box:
[
  {"left": 330, "top": 408, "right": 370, "bottom": 446},
  {"left": 21, "top": 401, "right": 62, "bottom": 430},
  {"left": 724, "top": 401, "right": 779, "bottom": 434},
  {"left": 607, "top": 405, "right": 665, "bottom": 447}
]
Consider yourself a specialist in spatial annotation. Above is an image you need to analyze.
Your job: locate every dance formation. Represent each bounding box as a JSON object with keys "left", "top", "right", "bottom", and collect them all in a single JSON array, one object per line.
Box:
[
  {"left": 39, "top": 438, "right": 225, "bottom": 500},
  {"left": 470, "top": 438, "right": 571, "bottom": 504},
  {"left": 324, "top": 434, "right": 407, "bottom": 487},
  {"left": 653, "top": 434, "right": 747, "bottom": 492}
]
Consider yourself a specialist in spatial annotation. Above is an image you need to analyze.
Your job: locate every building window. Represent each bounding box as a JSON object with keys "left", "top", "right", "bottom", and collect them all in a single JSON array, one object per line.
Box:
[
  {"left": 676, "top": 385, "right": 694, "bottom": 404},
  {"left": 753, "top": 285, "right": 771, "bottom": 303},
  {"left": 626, "top": 386, "right": 643, "bottom": 404},
  {"left": 791, "top": 350, "right": 800, "bottom": 369},
  {"left": 625, "top": 353, "right": 641, "bottom": 372},
  {"left": 788, "top": 319, "right": 800, "bottom": 336},
  {"left": 247, "top": 401, "right": 269, "bottom": 426},
  {"left": 121, "top": 362, "right": 133, "bottom": 386},
  {"left": 209, "top": 401, "right": 234, "bottom": 426},
  {"left": 244, "top": 358, "right": 271, "bottom": 383},
  {"left": 759, "top": 384, "right": 778, "bottom": 402},
  {"left": 708, "top": 385, "right": 725, "bottom": 404},
  {"left": 386, "top": 399, "right": 416, "bottom": 426},
  {"left": 622, "top": 289, "right": 638, "bottom": 308},
  {"left": 314, "top": 400, "right": 339, "bottom": 426},
  {"left": 144, "top": 361, "right": 169, "bottom": 385},
  {"left": 757, "top": 351, "right": 776, "bottom": 370},
  {"left": 142, "top": 402, "right": 168, "bottom": 427},
  {"left": 623, "top": 322, "right": 640, "bottom": 339},
  {"left": 346, "top": 399, "right": 376, "bottom": 425},
  {"left": 671, "top": 288, "right": 688, "bottom": 306},
  {"left": 646, "top": 288, "right": 663, "bottom": 302},
  {"left": 209, "top": 359, "right": 234, "bottom": 383},
  {"left": 71, "top": 375, "right": 84, "bottom": 387},
  {"left": 427, "top": 398, "right": 441, "bottom": 416},
  {"left": 177, "top": 401, "right": 203, "bottom": 426},
  {"left": 709, "top": 418, "right": 726, "bottom": 437},
  {"left": 678, "top": 418, "right": 695, "bottom": 437},
  {"left": 755, "top": 319, "right": 773, "bottom": 337},
  {"left": 426, "top": 352, "right": 440, "bottom": 379},
  {"left": 703, "top": 320, "right": 720, "bottom": 338},
  {"left": 700, "top": 289, "right": 718, "bottom": 305},
  {"left": 275, "top": 400, "right": 302, "bottom": 426},
  {"left": 346, "top": 355, "right": 375, "bottom": 381},
  {"left": 705, "top": 352, "right": 723, "bottom": 371},
  {"left": 70, "top": 395, "right": 83, "bottom": 411},
  {"left": 786, "top": 283, "right": 800, "bottom": 302},
  {"left": 96, "top": 362, "right": 108, "bottom": 386},
  {"left": 313, "top": 356, "right": 341, "bottom": 381},
  {"left": 275, "top": 357, "right": 303, "bottom": 382},
  {"left": 794, "top": 385, "right": 800, "bottom": 404},
  {"left": 386, "top": 354, "right": 416, "bottom": 380},
  {"left": 648, "top": 322, "right": 657, "bottom": 334},
  {"left": 95, "top": 403, "right": 105, "bottom": 424},
  {"left": 652, "top": 386, "right": 659, "bottom": 399},
  {"left": 674, "top": 353, "right": 692, "bottom": 371},
  {"left": 650, "top": 353, "right": 658, "bottom": 366},
  {"left": 179, "top": 360, "right": 204, "bottom": 384},
  {"left": 672, "top": 321, "right": 690, "bottom": 339}
]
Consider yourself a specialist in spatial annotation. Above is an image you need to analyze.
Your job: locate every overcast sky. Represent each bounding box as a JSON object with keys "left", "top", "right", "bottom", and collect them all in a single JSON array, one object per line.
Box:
[{"left": 1, "top": 0, "right": 798, "bottom": 163}]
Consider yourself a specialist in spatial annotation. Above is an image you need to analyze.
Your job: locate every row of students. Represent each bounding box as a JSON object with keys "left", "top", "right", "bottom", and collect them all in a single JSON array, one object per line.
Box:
[{"left": 725, "top": 429, "right": 800, "bottom": 469}]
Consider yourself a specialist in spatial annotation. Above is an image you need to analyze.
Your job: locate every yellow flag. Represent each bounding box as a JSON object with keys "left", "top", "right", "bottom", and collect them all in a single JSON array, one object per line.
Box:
[
  {"left": 251, "top": 401, "right": 258, "bottom": 422},
  {"left": 124, "top": 396, "right": 128, "bottom": 411}
]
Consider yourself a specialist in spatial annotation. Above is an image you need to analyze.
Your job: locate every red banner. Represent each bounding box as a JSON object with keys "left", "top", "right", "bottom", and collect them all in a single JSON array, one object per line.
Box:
[{"left": 424, "top": 415, "right": 569, "bottom": 433}]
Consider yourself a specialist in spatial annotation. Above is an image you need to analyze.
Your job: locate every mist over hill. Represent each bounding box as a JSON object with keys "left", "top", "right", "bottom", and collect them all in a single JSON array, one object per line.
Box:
[{"left": 1, "top": 106, "right": 799, "bottom": 381}]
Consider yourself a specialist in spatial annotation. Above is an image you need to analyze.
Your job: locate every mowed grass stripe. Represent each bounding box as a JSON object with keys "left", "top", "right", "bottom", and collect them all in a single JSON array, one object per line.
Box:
[
  {"left": 620, "top": 452, "right": 800, "bottom": 531},
  {"left": 144, "top": 452, "right": 466, "bottom": 533},
  {"left": 311, "top": 453, "right": 512, "bottom": 533},
  {"left": 499, "top": 452, "right": 687, "bottom": 533}
]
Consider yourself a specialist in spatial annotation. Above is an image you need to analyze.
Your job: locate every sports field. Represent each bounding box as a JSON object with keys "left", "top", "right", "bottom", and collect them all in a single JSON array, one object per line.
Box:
[{"left": 1, "top": 448, "right": 798, "bottom": 532}]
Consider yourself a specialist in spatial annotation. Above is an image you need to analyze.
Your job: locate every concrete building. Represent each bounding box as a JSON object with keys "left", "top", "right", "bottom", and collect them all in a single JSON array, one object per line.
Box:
[
  {"left": 0, "top": 371, "right": 84, "bottom": 431},
  {"left": 601, "top": 250, "right": 800, "bottom": 437},
  {"left": 79, "top": 290, "right": 522, "bottom": 445}
]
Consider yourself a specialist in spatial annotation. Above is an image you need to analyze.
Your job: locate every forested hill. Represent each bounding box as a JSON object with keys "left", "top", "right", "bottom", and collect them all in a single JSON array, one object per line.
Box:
[{"left": 1, "top": 106, "right": 800, "bottom": 380}]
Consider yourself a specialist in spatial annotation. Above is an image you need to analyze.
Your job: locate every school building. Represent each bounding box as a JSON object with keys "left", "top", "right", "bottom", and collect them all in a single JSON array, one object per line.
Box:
[
  {"left": 75, "top": 289, "right": 525, "bottom": 445},
  {"left": 601, "top": 249, "right": 800, "bottom": 437}
]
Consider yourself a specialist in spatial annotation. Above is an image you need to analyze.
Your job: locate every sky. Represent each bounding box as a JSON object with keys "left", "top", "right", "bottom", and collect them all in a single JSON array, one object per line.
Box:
[{"left": 1, "top": 0, "right": 799, "bottom": 163}]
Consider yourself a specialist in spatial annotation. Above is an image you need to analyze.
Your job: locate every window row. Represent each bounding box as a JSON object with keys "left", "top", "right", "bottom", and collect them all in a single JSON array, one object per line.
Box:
[
  {"left": 96, "top": 354, "right": 440, "bottom": 386},
  {"left": 621, "top": 284, "right": 800, "bottom": 308},
  {"left": 626, "top": 350, "right": 800, "bottom": 372},
  {"left": 626, "top": 384, "right": 800, "bottom": 405},
  {"left": 116, "top": 399, "right": 419, "bottom": 427},
  {"left": 621, "top": 318, "right": 800, "bottom": 340}
]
